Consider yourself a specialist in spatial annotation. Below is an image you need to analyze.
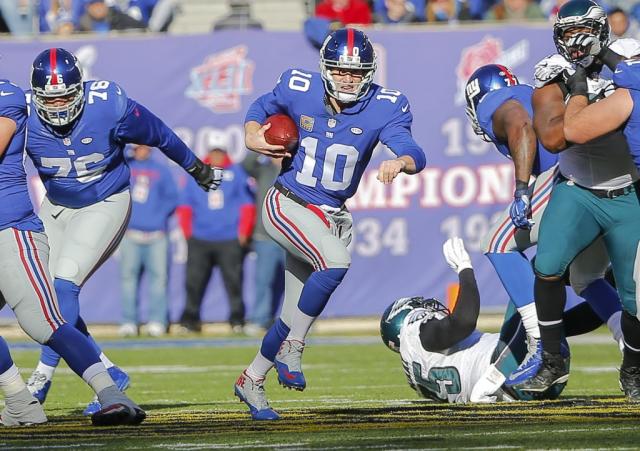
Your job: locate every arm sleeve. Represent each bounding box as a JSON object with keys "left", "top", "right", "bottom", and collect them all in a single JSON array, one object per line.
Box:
[
  {"left": 114, "top": 99, "right": 196, "bottom": 170},
  {"left": 418, "top": 269, "right": 480, "bottom": 352},
  {"left": 244, "top": 72, "right": 290, "bottom": 124},
  {"left": 378, "top": 98, "right": 426, "bottom": 172}
]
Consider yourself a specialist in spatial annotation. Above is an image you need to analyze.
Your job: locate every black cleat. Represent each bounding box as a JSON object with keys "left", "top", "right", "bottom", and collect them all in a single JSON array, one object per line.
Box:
[
  {"left": 91, "top": 403, "right": 146, "bottom": 427},
  {"left": 619, "top": 366, "right": 640, "bottom": 402},
  {"left": 510, "top": 351, "right": 569, "bottom": 393}
]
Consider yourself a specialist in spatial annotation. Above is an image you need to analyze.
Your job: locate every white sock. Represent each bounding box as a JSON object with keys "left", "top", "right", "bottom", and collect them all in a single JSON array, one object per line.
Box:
[
  {"left": 0, "top": 365, "right": 26, "bottom": 397},
  {"left": 35, "top": 361, "right": 56, "bottom": 380},
  {"left": 517, "top": 303, "right": 541, "bottom": 339},
  {"left": 286, "top": 308, "right": 316, "bottom": 342},
  {"left": 246, "top": 352, "right": 274, "bottom": 380},
  {"left": 82, "top": 362, "right": 115, "bottom": 394},
  {"left": 99, "top": 353, "right": 115, "bottom": 369},
  {"left": 607, "top": 310, "right": 623, "bottom": 345}
]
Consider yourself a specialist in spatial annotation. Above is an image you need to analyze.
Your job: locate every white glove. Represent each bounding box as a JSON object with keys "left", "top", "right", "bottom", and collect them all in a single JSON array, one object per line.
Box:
[
  {"left": 470, "top": 364, "right": 506, "bottom": 403},
  {"left": 442, "top": 237, "right": 472, "bottom": 274},
  {"left": 565, "top": 33, "right": 602, "bottom": 66},
  {"left": 534, "top": 54, "right": 574, "bottom": 88}
]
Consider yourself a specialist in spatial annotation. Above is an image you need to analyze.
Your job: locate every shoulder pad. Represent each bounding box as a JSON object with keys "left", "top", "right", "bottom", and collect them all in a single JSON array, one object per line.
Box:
[
  {"left": 610, "top": 38, "right": 640, "bottom": 58},
  {"left": 534, "top": 54, "right": 573, "bottom": 88}
]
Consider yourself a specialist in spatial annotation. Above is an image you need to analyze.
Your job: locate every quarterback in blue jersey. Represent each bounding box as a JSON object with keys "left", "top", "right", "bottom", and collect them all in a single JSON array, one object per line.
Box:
[
  {"left": 562, "top": 45, "right": 640, "bottom": 401},
  {"left": 0, "top": 79, "right": 145, "bottom": 426},
  {"left": 234, "top": 28, "right": 426, "bottom": 420},
  {"left": 465, "top": 63, "right": 623, "bottom": 390},
  {"left": 24, "top": 47, "right": 223, "bottom": 415}
]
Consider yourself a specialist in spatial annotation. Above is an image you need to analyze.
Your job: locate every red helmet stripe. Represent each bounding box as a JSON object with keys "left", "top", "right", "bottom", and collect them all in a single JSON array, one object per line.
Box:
[
  {"left": 496, "top": 64, "right": 516, "bottom": 85},
  {"left": 347, "top": 28, "right": 354, "bottom": 56},
  {"left": 49, "top": 48, "right": 59, "bottom": 85}
]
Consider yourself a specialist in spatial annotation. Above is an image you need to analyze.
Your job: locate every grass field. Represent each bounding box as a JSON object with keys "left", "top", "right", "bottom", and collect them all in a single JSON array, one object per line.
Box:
[{"left": 2, "top": 331, "right": 640, "bottom": 450}]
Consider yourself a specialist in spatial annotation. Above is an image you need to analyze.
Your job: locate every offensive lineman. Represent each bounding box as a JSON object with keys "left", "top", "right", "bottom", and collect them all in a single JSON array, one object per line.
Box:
[
  {"left": 24, "top": 48, "right": 223, "bottom": 415},
  {"left": 235, "top": 28, "right": 426, "bottom": 420}
]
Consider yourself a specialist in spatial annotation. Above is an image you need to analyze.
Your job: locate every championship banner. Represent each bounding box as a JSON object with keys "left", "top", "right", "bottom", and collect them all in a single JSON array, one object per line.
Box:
[{"left": 0, "top": 26, "right": 559, "bottom": 323}]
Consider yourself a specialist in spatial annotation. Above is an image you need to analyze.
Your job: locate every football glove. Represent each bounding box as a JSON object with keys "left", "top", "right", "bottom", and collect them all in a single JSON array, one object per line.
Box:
[
  {"left": 187, "top": 159, "right": 223, "bottom": 191},
  {"left": 442, "top": 237, "right": 472, "bottom": 274},
  {"left": 564, "top": 65, "right": 588, "bottom": 98},
  {"left": 565, "top": 33, "right": 602, "bottom": 66},
  {"left": 470, "top": 364, "right": 506, "bottom": 403},
  {"left": 534, "top": 54, "right": 573, "bottom": 88},
  {"left": 509, "top": 181, "right": 533, "bottom": 229}
]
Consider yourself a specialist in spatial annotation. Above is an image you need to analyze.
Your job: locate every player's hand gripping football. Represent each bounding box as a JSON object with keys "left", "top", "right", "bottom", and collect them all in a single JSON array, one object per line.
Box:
[
  {"left": 509, "top": 181, "right": 534, "bottom": 229},
  {"left": 187, "top": 158, "right": 223, "bottom": 192},
  {"left": 377, "top": 158, "right": 406, "bottom": 185},
  {"left": 245, "top": 122, "right": 290, "bottom": 158},
  {"left": 442, "top": 237, "right": 472, "bottom": 274}
]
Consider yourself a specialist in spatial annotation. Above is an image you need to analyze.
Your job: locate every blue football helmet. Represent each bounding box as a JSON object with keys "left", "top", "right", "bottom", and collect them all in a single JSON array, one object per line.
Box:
[
  {"left": 380, "top": 296, "right": 450, "bottom": 353},
  {"left": 320, "top": 28, "right": 377, "bottom": 103},
  {"left": 464, "top": 64, "right": 519, "bottom": 142},
  {"left": 31, "top": 48, "right": 84, "bottom": 127},
  {"left": 553, "top": 0, "right": 609, "bottom": 67}
]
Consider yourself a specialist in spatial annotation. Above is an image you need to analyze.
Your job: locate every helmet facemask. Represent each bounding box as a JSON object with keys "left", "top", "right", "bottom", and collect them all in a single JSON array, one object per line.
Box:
[
  {"left": 554, "top": 14, "right": 610, "bottom": 67},
  {"left": 320, "top": 48, "right": 377, "bottom": 103},
  {"left": 32, "top": 80, "right": 84, "bottom": 127},
  {"left": 464, "top": 79, "right": 492, "bottom": 143}
]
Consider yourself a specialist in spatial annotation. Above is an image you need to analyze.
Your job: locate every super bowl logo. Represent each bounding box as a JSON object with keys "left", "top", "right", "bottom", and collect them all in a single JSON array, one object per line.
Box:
[
  {"left": 185, "top": 46, "right": 255, "bottom": 114},
  {"left": 454, "top": 36, "right": 529, "bottom": 105}
]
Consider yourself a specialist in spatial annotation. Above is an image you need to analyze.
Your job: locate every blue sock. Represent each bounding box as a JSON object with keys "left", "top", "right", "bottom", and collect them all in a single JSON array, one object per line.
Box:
[
  {"left": 259, "top": 319, "right": 290, "bottom": 362},
  {"left": 40, "top": 279, "right": 81, "bottom": 367},
  {"left": 298, "top": 268, "right": 347, "bottom": 317},
  {"left": 486, "top": 252, "right": 535, "bottom": 309},
  {"left": 580, "top": 278, "right": 622, "bottom": 322},
  {"left": 0, "top": 337, "right": 14, "bottom": 374},
  {"left": 46, "top": 324, "right": 101, "bottom": 378},
  {"left": 75, "top": 316, "right": 102, "bottom": 356}
]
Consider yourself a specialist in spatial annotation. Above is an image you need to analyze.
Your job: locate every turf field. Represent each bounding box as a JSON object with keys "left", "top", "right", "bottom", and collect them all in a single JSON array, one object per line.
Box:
[{"left": 2, "top": 331, "right": 640, "bottom": 450}]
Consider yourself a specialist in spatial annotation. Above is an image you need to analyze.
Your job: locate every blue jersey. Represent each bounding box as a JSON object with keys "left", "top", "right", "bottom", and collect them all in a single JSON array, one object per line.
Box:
[
  {"left": 128, "top": 156, "right": 178, "bottom": 232},
  {"left": 476, "top": 85, "right": 558, "bottom": 176},
  {"left": 26, "top": 80, "right": 195, "bottom": 209},
  {"left": 182, "top": 164, "right": 254, "bottom": 242},
  {"left": 0, "top": 81, "right": 43, "bottom": 232},
  {"left": 614, "top": 61, "right": 640, "bottom": 168},
  {"left": 245, "top": 69, "right": 425, "bottom": 208}
]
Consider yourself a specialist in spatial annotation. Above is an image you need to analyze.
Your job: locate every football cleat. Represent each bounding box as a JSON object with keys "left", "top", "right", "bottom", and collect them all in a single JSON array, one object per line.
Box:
[
  {"left": 274, "top": 340, "right": 306, "bottom": 391},
  {"left": 91, "top": 403, "right": 146, "bottom": 427},
  {"left": 509, "top": 351, "right": 570, "bottom": 392},
  {"left": 234, "top": 370, "right": 280, "bottom": 421},
  {"left": 1, "top": 388, "right": 48, "bottom": 426},
  {"left": 505, "top": 336, "right": 543, "bottom": 387},
  {"left": 83, "top": 366, "right": 131, "bottom": 416},
  {"left": 619, "top": 366, "right": 640, "bottom": 402},
  {"left": 26, "top": 370, "right": 51, "bottom": 404}
]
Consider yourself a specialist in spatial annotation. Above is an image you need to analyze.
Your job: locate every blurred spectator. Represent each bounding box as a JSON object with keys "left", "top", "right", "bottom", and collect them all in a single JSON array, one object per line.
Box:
[
  {"left": 304, "top": 17, "right": 340, "bottom": 49},
  {"left": 0, "top": 0, "right": 35, "bottom": 35},
  {"left": 485, "top": 0, "right": 544, "bottom": 20},
  {"left": 178, "top": 136, "right": 255, "bottom": 334},
  {"left": 241, "top": 153, "right": 285, "bottom": 336},
  {"left": 609, "top": 7, "right": 637, "bottom": 39},
  {"left": 373, "top": 0, "right": 422, "bottom": 23},
  {"left": 128, "top": 0, "right": 178, "bottom": 32},
  {"left": 315, "top": 0, "right": 372, "bottom": 25},
  {"left": 119, "top": 145, "right": 178, "bottom": 337},
  {"left": 75, "top": 0, "right": 146, "bottom": 33},
  {"left": 39, "top": 0, "right": 74, "bottom": 34},
  {"left": 426, "top": 0, "right": 473, "bottom": 22},
  {"left": 213, "top": 0, "right": 262, "bottom": 31}
]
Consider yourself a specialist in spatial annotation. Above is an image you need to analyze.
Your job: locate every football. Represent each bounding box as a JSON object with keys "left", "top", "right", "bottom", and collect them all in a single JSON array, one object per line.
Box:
[{"left": 264, "top": 114, "right": 299, "bottom": 153}]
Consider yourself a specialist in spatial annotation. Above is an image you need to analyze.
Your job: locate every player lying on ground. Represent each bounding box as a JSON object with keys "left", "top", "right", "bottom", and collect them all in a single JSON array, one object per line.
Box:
[
  {"left": 234, "top": 28, "right": 425, "bottom": 420},
  {"left": 380, "top": 238, "right": 621, "bottom": 403},
  {"left": 464, "top": 63, "right": 622, "bottom": 390},
  {"left": 0, "top": 78, "right": 143, "bottom": 427},
  {"left": 24, "top": 48, "right": 222, "bottom": 416}
]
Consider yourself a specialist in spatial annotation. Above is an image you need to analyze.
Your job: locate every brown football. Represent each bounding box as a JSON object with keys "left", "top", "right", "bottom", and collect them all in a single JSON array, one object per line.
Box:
[{"left": 264, "top": 114, "right": 299, "bottom": 153}]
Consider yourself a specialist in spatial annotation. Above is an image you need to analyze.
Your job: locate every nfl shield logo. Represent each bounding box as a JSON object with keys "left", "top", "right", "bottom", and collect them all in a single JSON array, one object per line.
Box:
[
  {"left": 300, "top": 115, "right": 314, "bottom": 132},
  {"left": 63, "top": 138, "right": 71, "bottom": 146},
  {"left": 328, "top": 118, "right": 337, "bottom": 128}
]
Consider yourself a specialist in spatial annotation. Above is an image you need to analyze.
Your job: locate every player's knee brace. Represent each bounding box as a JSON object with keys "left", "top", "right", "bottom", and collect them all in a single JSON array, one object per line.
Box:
[
  {"left": 260, "top": 319, "right": 291, "bottom": 361},
  {"left": 54, "top": 278, "right": 81, "bottom": 325}
]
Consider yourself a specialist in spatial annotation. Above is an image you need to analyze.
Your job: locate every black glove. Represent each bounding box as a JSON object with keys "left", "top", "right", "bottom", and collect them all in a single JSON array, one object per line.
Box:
[
  {"left": 597, "top": 46, "right": 625, "bottom": 71},
  {"left": 564, "top": 66, "right": 588, "bottom": 98},
  {"left": 187, "top": 158, "right": 223, "bottom": 191}
]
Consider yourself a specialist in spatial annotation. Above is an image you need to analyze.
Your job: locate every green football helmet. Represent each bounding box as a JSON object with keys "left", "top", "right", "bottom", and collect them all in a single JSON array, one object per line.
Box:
[
  {"left": 553, "top": 0, "right": 610, "bottom": 67},
  {"left": 380, "top": 296, "right": 450, "bottom": 353}
]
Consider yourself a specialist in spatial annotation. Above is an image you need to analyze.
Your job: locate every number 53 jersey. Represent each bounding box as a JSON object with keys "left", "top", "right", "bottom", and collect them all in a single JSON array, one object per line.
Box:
[{"left": 245, "top": 68, "right": 425, "bottom": 208}]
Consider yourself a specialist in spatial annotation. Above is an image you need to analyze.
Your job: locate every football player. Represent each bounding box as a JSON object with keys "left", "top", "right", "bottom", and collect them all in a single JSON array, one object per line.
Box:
[
  {"left": 464, "top": 63, "right": 623, "bottom": 387},
  {"left": 381, "top": 238, "right": 616, "bottom": 404},
  {"left": 0, "top": 78, "right": 144, "bottom": 426},
  {"left": 24, "top": 48, "right": 223, "bottom": 415},
  {"left": 235, "top": 28, "right": 426, "bottom": 420},
  {"left": 511, "top": 0, "right": 640, "bottom": 400}
]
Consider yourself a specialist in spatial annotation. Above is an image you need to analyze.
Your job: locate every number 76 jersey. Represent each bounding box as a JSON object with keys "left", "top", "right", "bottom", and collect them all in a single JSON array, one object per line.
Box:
[{"left": 245, "top": 68, "right": 425, "bottom": 208}]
